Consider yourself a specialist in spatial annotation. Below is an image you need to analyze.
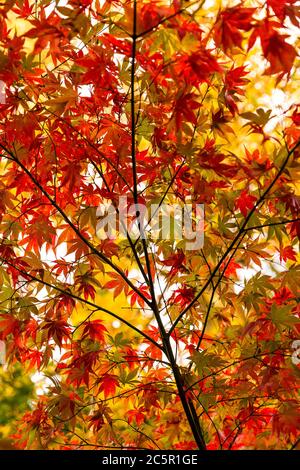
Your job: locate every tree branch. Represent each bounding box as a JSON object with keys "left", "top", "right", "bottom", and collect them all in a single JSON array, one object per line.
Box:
[
  {"left": 169, "top": 138, "right": 300, "bottom": 335},
  {"left": 0, "top": 254, "right": 162, "bottom": 350},
  {"left": 0, "top": 143, "right": 151, "bottom": 307}
]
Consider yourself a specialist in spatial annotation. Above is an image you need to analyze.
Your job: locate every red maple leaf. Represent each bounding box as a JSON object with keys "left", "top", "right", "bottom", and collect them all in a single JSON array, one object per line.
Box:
[
  {"left": 128, "top": 408, "right": 146, "bottom": 426},
  {"left": 42, "top": 320, "right": 71, "bottom": 347},
  {"left": 267, "top": 0, "right": 300, "bottom": 26},
  {"left": 129, "top": 285, "right": 151, "bottom": 308},
  {"left": 225, "top": 66, "right": 249, "bottom": 94},
  {"left": 104, "top": 271, "right": 130, "bottom": 299},
  {"left": 88, "top": 411, "right": 105, "bottom": 432},
  {"left": 263, "top": 32, "right": 296, "bottom": 75},
  {"left": 278, "top": 245, "right": 297, "bottom": 262},
  {"left": 24, "top": 349, "right": 43, "bottom": 370},
  {"left": 197, "top": 139, "right": 239, "bottom": 177},
  {"left": 272, "top": 287, "right": 293, "bottom": 305},
  {"left": 163, "top": 250, "right": 186, "bottom": 276},
  {"left": 0, "top": 314, "right": 20, "bottom": 337},
  {"left": 174, "top": 440, "right": 198, "bottom": 450},
  {"left": 12, "top": 0, "right": 34, "bottom": 17},
  {"left": 249, "top": 20, "right": 297, "bottom": 75},
  {"left": 222, "top": 259, "right": 242, "bottom": 277},
  {"left": 235, "top": 190, "right": 257, "bottom": 216},
  {"left": 176, "top": 50, "right": 222, "bottom": 86},
  {"left": 99, "top": 374, "right": 119, "bottom": 399},
  {"left": 80, "top": 320, "right": 107, "bottom": 343},
  {"left": 170, "top": 286, "right": 195, "bottom": 307},
  {"left": 272, "top": 403, "right": 300, "bottom": 437},
  {"left": 291, "top": 106, "right": 300, "bottom": 126},
  {"left": 290, "top": 220, "right": 300, "bottom": 239},
  {"left": 173, "top": 92, "right": 201, "bottom": 130},
  {"left": 224, "top": 66, "right": 249, "bottom": 115},
  {"left": 214, "top": 4, "right": 256, "bottom": 52},
  {"left": 123, "top": 347, "right": 140, "bottom": 370}
]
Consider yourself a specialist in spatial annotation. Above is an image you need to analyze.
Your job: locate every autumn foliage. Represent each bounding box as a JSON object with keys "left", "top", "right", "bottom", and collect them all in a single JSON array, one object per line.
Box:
[{"left": 0, "top": 0, "right": 300, "bottom": 450}]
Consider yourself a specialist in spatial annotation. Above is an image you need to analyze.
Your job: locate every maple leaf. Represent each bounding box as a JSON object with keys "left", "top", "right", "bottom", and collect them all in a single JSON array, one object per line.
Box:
[
  {"left": 235, "top": 190, "right": 257, "bottom": 216},
  {"left": 88, "top": 410, "right": 105, "bottom": 432},
  {"left": 138, "top": 2, "right": 172, "bottom": 35},
  {"left": 267, "top": 0, "right": 300, "bottom": 26},
  {"left": 270, "top": 303, "right": 299, "bottom": 328},
  {"left": 241, "top": 108, "right": 273, "bottom": 131},
  {"left": 60, "top": 161, "right": 82, "bottom": 189},
  {"left": 174, "top": 440, "right": 198, "bottom": 450},
  {"left": 173, "top": 92, "right": 201, "bottom": 130},
  {"left": 162, "top": 250, "right": 186, "bottom": 276},
  {"left": 291, "top": 106, "right": 300, "bottom": 126},
  {"left": 272, "top": 287, "right": 294, "bottom": 305},
  {"left": 223, "top": 66, "right": 249, "bottom": 115},
  {"left": 48, "top": 390, "right": 81, "bottom": 424},
  {"left": 75, "top": 271, "right": 101, "bottom": 300},
  {"left": 225, "top": 66, "right": 249, "bottom": 92},
  {"left": 97, "top": 239, "right": 119, "bottom": 258},
  {"left": 66, "top": 366, "right": 90, "bottom": 388},
  {"left": 249, "top": 20, "right": 297, "bottom": 75},
  {"left": 175, "top": 50, "right": 222, "bottom": 86},
  {"left": 25, "top": 8, "right": 73, "bottom": 64},
  {"left": 170, "top": 286, "right": 195, "bottom": 307},
  {"left": 98, "top": 374, "right": 119, "bottom": 399},
  {"left": 127, "top": 408, "right": 146, "bottom": 427},
  {"left": 55, "top": 293, "right": 76, "bottom": 316},
  {"left": 12, "top": 0, "right": 34, "bottom": 18},
  {"left": 143, "top": 326, "right": 163, "bottom": 361},
  {"left": 24, "top": 349, "right": 43, "bottom": 370},
  {"left": 42, "top": 320, "right": 71, "bottom": 348},
  {"left": 290, "top": 220, "right": 300, "bottom": 240},
  {"left": 23, "top": 403, "right": 48, "bottom": 428},
  {"left": 197, "top": 139, "right": 239, "bottom": 177},
  {"left": 278, "top": 245, "right": 297, "bottom": 262},
  {"left": 214, "top": 4, "right": 256, "bottom": 53},
  {"left": 66, "top": 352, "right": 98, "bottom": 387},
  {"left": 80, "top": 320, "right": 107, "bottom": 343},
  {"left": 129, "top": 285, "right": 151, "bottom": 308},
  {"left": 272, "top": 404, "right": 300, "bottom": 436},
  {"left": 104, "top": 271, "right": 130, "bottom": 299},
  {"left": 262, "top": 32, "right": 296, "bottom": 75},
  {"left": 211, "top": 109, "right": 235, "bottom": 138},
  {"left": 191, "top": 350, "right": 227, "bottom": 376},
  {"left": 0, "top": 314, "right": 20, "bottom": 337},
  {"left": 283, "top": 194, "right": 300, "bottom": 239},
  {"left": 123, "top": 347, "right": 140, "bottom": 370},
  {"left": 222, "top": 259, "right": 242, "bottom": 277}
]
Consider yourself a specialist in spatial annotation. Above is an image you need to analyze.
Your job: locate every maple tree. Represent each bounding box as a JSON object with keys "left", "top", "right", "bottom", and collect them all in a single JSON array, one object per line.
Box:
[{"left": 0, "top": 0, "right": 300, "bottom": 451}]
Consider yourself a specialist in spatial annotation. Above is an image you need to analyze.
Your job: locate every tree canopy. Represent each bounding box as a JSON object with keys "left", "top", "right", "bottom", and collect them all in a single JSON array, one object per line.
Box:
[{"left": 0, "top": 0, "right": 299, "bottom": 450}]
